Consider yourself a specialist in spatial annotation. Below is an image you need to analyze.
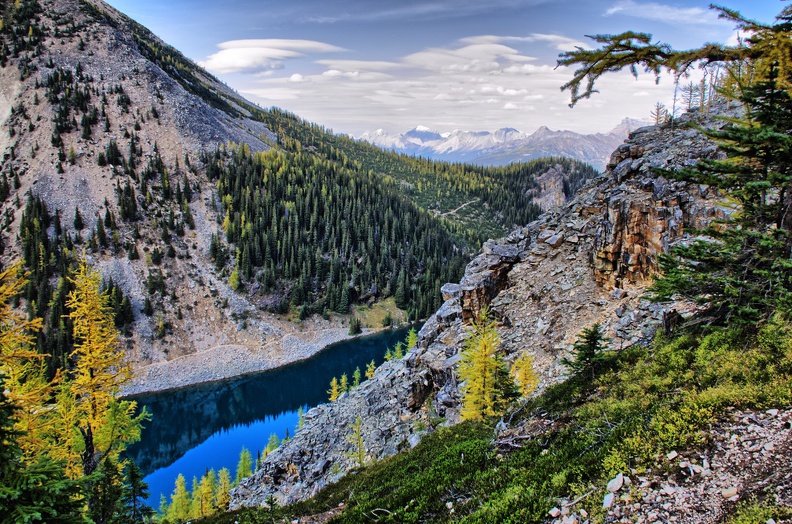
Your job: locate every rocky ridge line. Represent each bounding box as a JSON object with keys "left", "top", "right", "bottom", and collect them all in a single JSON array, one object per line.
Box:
[{"left": 230, "top": 110, "right": 732, "bottom": 508}]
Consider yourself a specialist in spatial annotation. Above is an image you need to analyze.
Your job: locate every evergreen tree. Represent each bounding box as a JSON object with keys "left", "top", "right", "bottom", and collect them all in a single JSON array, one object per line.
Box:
[
  {"left": 118, "top": 461, "right": 153, "bottom": 524},
  {"left": 87, "top": 457, "right": 124, "bottom": 524},
  {"left": 348, "top": 315, "right": 361, "bottom": 335},
  {"left": 560, "top": 4, "right": 792, "bottom": 328},
  {"left": 352, "top": 366, "right": 361, "bottom": 388},
  {"left": 73, "top": 206, "right": 83, "bottom": 230},
  {"left": 339, "top": 373, "right": 349, "bottom": 393},
  {"left": 562, "top": 324, "right": 607, "bottom": 379}
]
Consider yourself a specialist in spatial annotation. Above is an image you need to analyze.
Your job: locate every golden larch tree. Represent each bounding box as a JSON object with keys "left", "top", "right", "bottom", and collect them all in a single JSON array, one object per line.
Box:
[
  {"left": 53, "top": 260, "right": 146, "bottom": 477},
  {"left": 0, "top": 263, "right": 52, "bottom": 456}
]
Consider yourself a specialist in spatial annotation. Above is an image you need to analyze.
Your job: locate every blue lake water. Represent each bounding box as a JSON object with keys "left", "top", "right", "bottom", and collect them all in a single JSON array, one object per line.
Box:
[{"left": 125, "top": 325, "right": 417, "bottom": 506}]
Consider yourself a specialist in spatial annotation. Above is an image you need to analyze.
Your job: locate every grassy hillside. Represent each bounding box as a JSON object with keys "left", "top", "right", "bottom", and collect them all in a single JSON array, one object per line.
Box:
[{"left": 200, "top": 321, "right": 792, "bottom": 524}]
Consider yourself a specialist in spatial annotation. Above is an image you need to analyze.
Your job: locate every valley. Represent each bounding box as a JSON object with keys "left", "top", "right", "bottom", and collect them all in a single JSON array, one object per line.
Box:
[{"left": 1, "top": 0, "right": 790, "bottom": 523}]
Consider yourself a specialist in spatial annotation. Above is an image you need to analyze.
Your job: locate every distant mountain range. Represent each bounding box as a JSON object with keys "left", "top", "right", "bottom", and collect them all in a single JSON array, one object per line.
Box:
[{"left": 360, "top": 118, "right": 651, "bottom": 171}]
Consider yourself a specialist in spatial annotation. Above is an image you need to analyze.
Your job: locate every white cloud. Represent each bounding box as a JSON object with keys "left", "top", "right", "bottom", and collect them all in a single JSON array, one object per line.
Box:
[
  {"left": 462, "top": 34, "right": 589, "bottom": 52},
  {"left": 315, "top": 59, "right": 401, "bottom": 72},
  {"left": 524, "top": 34, "right": 591, "bottom": 52},
  {"left": 605, "top": 0, "right": 728, "bottom": 26},
  {"left": 303, "top": 0, "right": 552, "bottom": 24},
  {"left": 234, "top": 35, "right": 679, "bottom": 136},
  {"left": 200, "top": 39, "right": 345, "bottom": 74}
]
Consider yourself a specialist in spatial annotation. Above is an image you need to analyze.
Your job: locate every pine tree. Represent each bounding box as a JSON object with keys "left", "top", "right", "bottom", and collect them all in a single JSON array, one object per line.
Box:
[
  {"left": 119, "top": 461, "right": 154, "bottom": 524},
  {"left": 560, "top": 4, "right": 792, "bottom": 328},
  {"left": 234, "top": 447, "right": 253, "bottom": 485},
  {"left": 562, "top": 324, "right": 607, "bottom": 379},
  {"left": 352, "top": 366, "right": 361, "bottom": 387},
  {"left": 87, "top": 456, "right": 124, "bottom": 524},
  {"left": 73, "top": 206, "right": 83, "bottom": 230},
  {"left": 348, "top": 315, "right": 361, "bottom": 335},
  {"left": 339, "top": 373, "right": 349, "bottom": 393}
]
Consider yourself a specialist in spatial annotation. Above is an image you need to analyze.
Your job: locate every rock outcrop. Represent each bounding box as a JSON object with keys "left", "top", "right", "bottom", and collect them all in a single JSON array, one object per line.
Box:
[{"left": 230, "top": 112, "right": 731, "bottom": 508}]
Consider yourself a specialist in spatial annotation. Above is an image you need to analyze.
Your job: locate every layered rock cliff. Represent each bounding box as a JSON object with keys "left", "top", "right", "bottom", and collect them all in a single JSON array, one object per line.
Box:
[{"left": 230, "top": 111, "right": 730, "bottom": 508}]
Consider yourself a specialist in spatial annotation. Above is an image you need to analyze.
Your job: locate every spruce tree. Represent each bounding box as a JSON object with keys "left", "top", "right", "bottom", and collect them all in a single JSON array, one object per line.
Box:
[
  {"left": 562, "top": 324, "right": 607, "bottom": 379},
  {"left": 118, "top": 461, "right": 153, "bottom": 524}
]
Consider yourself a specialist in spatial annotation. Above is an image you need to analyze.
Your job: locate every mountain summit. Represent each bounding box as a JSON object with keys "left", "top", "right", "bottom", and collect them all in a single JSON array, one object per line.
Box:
[{"left": 360, "top": 118, "right": 650, "bottom": 170}]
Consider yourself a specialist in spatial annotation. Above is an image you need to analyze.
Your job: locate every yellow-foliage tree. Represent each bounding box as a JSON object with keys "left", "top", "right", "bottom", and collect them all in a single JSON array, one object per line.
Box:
[
  {"left": 328, "top": 376, "right": 340, "bottom": 401},
  {"left": 0, "top": 263, "right": 52, "bottom": 456},
  {"left": 51, "top": 260, "right": 147, "bottom": 477},
  {"left": 215, "top": 467, "right": 232, "bottom": 511},
  {"left": 458, "top": 308, "right": 517, "bottom": 422},
  {"left": 511, "top": 352, "right": 539, "bottom": 397}
]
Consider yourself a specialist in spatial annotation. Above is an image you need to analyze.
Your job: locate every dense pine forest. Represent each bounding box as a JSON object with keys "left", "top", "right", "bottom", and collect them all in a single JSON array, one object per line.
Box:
[
  {"left": 258, "top": 108, "right": 598, "bottom": 241},
  {"left": 205, "top": 144, "right": 469, "bottom": 319}
]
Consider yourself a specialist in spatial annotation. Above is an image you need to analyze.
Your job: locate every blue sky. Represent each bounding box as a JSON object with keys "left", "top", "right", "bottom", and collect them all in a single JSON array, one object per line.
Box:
[{"left": 104, "top": 0, "right": 780, "bottom": 136}]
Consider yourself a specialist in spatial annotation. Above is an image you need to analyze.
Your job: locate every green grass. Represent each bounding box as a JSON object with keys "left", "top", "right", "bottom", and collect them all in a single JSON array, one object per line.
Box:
[{"left": 198, "top": 318, "right": 792, "bottom": 524}]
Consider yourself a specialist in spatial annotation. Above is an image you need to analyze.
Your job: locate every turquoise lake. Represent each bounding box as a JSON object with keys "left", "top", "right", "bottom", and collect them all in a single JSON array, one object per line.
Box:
[{"left": 126, "top": 325, "right": 417, "bottom": 506}]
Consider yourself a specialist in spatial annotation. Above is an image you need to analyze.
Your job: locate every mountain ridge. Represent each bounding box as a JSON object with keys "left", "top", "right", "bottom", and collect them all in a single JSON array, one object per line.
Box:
[{"left": 360, "top": 118, "right": 650, "bottom": 171}]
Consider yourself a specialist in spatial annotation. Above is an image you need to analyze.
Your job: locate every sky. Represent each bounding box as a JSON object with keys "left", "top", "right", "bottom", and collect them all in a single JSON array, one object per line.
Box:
[{"left": 103, "top": 0, "right": 780, "bottom": 136}]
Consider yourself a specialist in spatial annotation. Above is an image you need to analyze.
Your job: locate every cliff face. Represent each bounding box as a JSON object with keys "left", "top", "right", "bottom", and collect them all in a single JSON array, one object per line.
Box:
[{"left": 231, "top": 113, "right": 729, "bottom": 508}]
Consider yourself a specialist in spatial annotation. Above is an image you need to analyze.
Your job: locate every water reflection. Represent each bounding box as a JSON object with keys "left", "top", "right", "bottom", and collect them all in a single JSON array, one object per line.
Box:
[{"left": 126, "top": 325, "right": 417, "bottom": 505}]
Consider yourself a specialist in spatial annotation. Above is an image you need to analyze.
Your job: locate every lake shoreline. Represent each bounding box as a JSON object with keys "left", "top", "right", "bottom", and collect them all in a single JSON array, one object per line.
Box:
[{"left": 122, "top": 327, "right": 386, "bottom": 397}]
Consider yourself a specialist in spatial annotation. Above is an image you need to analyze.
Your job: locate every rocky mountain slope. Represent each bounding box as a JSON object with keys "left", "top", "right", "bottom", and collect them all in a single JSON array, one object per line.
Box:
[
  {"left": 0, "top": 0, "right": 359, "bottom": 389},
  {"left": 360, "top": 119, "right": 649, "bottom": 171},
  {"left": 1, "top": 0, "right": 600, "bottom": 394},
  {"left": 230, "top": 110, "right": 734, "bottom": 508}
]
